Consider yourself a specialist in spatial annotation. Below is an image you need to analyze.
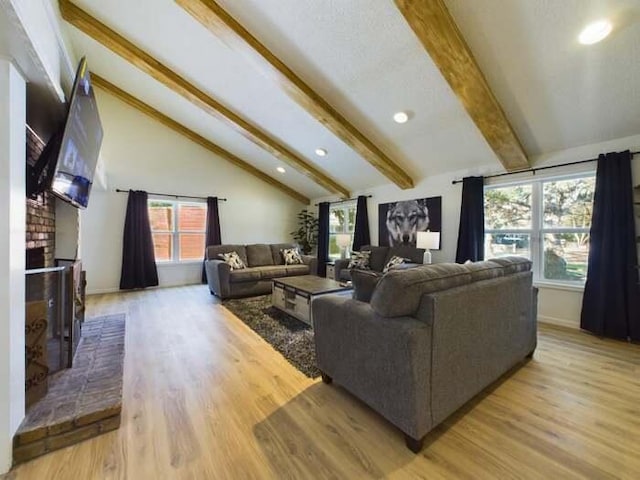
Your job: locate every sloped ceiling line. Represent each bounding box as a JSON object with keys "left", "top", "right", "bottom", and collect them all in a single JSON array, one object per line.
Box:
[
  {"left": 394, "top": 0, "right": 530, "bottom": 172},
  {"left": 175, "top": 0, "right": 415, "bottom": 190},
  {"left": 91, "top": 73, "right": 310, "bottom": 204},
  {"left": 58, "top": 0, "right": 350, "bottom": 197}
]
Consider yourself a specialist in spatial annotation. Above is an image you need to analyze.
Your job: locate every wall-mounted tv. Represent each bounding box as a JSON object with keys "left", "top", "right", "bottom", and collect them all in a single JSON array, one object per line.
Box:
[{"left": 27, "top": 57, "right": 103, "bottom": 209}]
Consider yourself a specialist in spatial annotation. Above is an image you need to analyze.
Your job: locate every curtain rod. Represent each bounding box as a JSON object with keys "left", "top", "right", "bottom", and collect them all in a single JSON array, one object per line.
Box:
[
  {"left": 451, "top": 150, "right": 640, "bottom": 185},
  {"left": 115, "top": 189, "right": 227, "bottom": 201},
  {"left": 314, "top": 195, "right": 372, "bottom": 206}
]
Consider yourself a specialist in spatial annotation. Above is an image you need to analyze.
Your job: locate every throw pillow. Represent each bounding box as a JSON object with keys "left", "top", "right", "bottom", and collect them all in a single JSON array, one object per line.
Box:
[
  {"left": 281, "top": 248, "right": 304, "bottom": 265},
  {"left": 383, "top": 255, "right": 407, "bottom": 273},
  {"left": 348, "top": 250, "right": 371, "bottom": 270},
  {"left": 351, "top": 269, "right": 383, "bottom": 302},
  {"left": 218, "top": 251, "right": 246, "bottom": 270}
]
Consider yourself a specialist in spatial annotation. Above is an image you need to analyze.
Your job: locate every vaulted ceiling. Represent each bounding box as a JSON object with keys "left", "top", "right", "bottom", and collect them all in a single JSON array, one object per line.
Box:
[{"left": 58, "top": 0, "right": 640, "bottom": 202}]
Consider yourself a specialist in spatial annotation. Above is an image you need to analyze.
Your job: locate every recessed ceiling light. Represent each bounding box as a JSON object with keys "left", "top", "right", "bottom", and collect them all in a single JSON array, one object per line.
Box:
[
  {"left": 315, "top": 148, "right": 327, "bottom": 157},
  {"left": 393, "top": 111, "right": 409, "bottom": 124},
  {"left": 578, "top": 19, "right": 612, "bottom": 45},
  {"left": 277, "top": 167, "right": 286, "bottom": 173}
]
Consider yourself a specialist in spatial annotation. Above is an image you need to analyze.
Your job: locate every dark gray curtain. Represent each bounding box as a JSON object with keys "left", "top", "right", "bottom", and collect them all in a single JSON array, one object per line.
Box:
[
  {"left": 352, "top": 195, "right": 370, "bottom": 251},
  {"left": 456, "top": 176, "right": 485, "bottom": 263},
  {"left": 120, "top": 190, "right": 159, "bottom": 290},
  {"left": 317, "top": 202, "right": 330, "bottom": 277},
  {"left": 202, "top": 196, "right": 222, "bottom": 283},
  {"left": 581, "top": 151, "right": 639, "bottom": 340}
]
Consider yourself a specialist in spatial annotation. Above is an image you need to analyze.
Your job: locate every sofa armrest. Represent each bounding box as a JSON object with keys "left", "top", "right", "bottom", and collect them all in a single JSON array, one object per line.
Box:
[
  {"left": 301, "top": 255, "right": 317, "bottom": 275},
  {"left": 312, "top": 295, "right": 433, "bottom": 439},
  {"left": 205, "top": 259, "right": 231, "bottom": 298},
  {"left": 333, "top": 258, "right": 351, "bottom": 280}
]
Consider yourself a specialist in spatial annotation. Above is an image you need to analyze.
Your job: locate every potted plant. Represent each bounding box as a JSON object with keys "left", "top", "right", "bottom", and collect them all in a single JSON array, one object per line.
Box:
[{"left": 291, "top": 209, "right": 319, "bottom": 255}]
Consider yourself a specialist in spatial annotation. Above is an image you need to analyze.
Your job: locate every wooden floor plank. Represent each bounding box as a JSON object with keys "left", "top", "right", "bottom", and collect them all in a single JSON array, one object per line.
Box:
[{"left": 5, "top": 285, "right": 639, "bottom": 479}]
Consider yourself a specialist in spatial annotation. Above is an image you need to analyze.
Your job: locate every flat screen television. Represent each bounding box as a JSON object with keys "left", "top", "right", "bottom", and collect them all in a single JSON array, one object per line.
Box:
[{"left": 28, "top": 57, "right": 103, "bottom": 209}]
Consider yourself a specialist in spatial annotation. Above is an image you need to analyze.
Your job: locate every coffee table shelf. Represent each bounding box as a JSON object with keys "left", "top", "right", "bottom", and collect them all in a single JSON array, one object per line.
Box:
[{"left": 272, "top": 275, "right": 352, "bottom": 327}]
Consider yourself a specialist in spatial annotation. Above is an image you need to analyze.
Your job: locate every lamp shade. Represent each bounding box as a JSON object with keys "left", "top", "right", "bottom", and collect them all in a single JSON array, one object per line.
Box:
[
  {"left": 416, "top": 231, "right": 440, "bottom": 250},
  {"left": 336, "top": 234, "right": 351, "bottom": 248}
]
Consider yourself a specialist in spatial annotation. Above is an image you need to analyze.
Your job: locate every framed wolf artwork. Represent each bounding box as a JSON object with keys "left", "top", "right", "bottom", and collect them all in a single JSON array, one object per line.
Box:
[{"left": 378, "top": 197, "right": 442, "bottom": 248}]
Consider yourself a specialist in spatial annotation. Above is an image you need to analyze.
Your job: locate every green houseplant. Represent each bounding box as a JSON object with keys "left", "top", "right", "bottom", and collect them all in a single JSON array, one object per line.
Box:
[{"left": 291, "top": 209, "right": 319, "bottom": 255}]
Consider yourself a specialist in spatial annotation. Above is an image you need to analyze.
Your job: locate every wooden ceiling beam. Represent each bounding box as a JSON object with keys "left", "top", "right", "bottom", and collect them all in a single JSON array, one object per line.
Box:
[
  {"left": 175, "top": 0, "right": 415, "bottom": 190},
  {"left": 59, "top": 0, "right": 348, "bottom": 198},
  {"left": 91, "top": 73, "right": 310, "bottom": 204},
  {"left": 395, "top": 0, "right": 529, "bottom": 171}
]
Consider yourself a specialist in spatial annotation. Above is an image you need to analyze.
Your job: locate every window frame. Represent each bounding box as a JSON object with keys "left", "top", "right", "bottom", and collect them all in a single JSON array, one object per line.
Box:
[
  {"left": 484, "top": 171, "right": 595, "bottom": 287},
  {"left": 147, "top": 198, "right": 207, "bottom": 264},
  {"left": 328, "top": 201, "right": 357, "bottom": 261}
]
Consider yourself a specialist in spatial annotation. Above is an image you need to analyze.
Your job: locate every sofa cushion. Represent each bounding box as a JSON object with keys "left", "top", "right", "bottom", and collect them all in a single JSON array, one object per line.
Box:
[
  {"left": 364, "top": 246, "right": 390, "bottom": 272},
  {"left": 246, "top": 244, "right": 275, "bottom": 267},
  {"left": 371, "top": 263, "right": 472, "bottom": 317},
  {"left": 229, "top": 268, "right": 262, "bottom": 283},
  {"left": 488, "top": 256, "right": 532, "bottom": 274},
  {"left": 339, "top": 269, "right": 352, "bottom": 282},
  {"left": 351, "top": 269, "right": 383, "bottom": 302},
  {"left": 285, "top": 264, "right": 310, "bottom": 275},
  {"left": 252, "top": 266, "right": 289, "bottom": 279},
  {"left": 386, "top": 245, "right": 425, "bottom": 265},
  {"left": 464, "top": 260, "right": 505, "bottom": 282},
  {"left": 206, "top": 245, "right": 248, "bottom": 266},
  {"left": 270, "top": 243, "right": 296, "bottom": 265}
]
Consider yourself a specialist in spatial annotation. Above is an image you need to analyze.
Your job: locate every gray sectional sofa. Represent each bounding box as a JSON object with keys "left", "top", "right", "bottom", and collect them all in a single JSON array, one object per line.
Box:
[
  {"left": 333, "top": 245, "right": 425, "bottom": 281},
  {"left": 312, "top": 257, "right": 537, "bottom": 452},
  {"left": 205, "top": 243, "right": 317, "bottom": 299}
]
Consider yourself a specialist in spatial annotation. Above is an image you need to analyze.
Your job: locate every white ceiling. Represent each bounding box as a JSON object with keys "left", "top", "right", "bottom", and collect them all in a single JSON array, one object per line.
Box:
[
  {"left": 60, "top": 0, "right": 640, "bottom": 200},
  {"left": 446, "top": 0, "right": 640, "bottom": 156}
]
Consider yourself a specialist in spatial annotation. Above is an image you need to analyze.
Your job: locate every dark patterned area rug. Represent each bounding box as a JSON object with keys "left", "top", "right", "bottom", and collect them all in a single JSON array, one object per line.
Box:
[{"left": 222, "top": 295, "right": 319, "bottom": 378}]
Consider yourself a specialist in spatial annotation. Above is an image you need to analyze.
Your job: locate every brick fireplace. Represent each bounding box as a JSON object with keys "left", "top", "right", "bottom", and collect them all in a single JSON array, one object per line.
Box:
[
  {"left": 15, "top": 128, "right": 122, "bottom": 466},
  {"left": 26, "top": 126, "right": 55, "bottom": 266}
]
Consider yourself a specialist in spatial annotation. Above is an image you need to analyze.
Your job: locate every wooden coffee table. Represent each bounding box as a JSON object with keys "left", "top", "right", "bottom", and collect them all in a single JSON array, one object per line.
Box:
[{"left": 272, "top": 275, "right": 353, "bottom": 327}]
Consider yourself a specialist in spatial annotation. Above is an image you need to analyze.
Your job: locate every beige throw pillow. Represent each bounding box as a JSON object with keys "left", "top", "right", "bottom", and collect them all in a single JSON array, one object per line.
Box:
[
  {"left": 218, "top": 251, "right": 246, "bottom": 270},
  {"left": 281, "top": 248, "right": 304, "bottom": 265}
]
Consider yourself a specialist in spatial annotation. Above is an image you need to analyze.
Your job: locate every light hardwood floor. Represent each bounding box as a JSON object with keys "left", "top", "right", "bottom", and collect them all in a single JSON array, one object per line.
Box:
[{"left": 5, "top": 285, "right": 640, "bottom": 479}]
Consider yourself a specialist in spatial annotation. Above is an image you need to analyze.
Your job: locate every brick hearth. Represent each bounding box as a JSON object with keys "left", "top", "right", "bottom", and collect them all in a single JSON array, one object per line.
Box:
[{"left": 13, "top": 314, "right": 126, "bottom": 465}]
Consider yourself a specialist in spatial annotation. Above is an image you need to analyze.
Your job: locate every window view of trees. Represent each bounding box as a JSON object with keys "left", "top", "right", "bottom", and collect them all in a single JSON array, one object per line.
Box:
[
  {"left": 329, "top": 203, "right": 356, "bottom": 259},
  {"left": 542, "top": 177, "right": 594, "bottom": 281},
  {"left": 485, "top": 185, "right": 532, "bottom": 259},
  {"left": 485, "top": 185, "right": 532, "bottom": 230},
  {"left": 484, "top": 175, "right": 595, "bottom": 283}
]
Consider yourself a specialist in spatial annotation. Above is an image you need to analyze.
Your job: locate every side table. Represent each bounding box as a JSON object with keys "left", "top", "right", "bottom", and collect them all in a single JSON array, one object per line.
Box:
[{"left": 326, "top": 262, "right": 335, "bottom": 280}]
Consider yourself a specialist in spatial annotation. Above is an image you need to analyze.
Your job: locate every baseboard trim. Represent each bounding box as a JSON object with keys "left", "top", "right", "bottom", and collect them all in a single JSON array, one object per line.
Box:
[
  {"left": 87, "top": 282, "right": 205, "bottom": 296},
  {"left": 538, "top": 314, "right": 579, "bottom": 330},
  {"left": 87, "top": 287, "right": 121, "bottom": 295}
]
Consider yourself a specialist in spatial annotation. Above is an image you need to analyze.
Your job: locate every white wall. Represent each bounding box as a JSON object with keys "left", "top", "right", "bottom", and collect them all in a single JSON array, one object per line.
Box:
[
  {"left": 0, "top": 60, "right": 26, "bottom": 474},
  {"left": 311, "top": 134, "right": 640, "bottom": 330},
  {"left": 8, "top": 0, "right": 76, "bottom": 101},
  {"left": 80, "top": 91, "right": 305, "bottom": 294}
]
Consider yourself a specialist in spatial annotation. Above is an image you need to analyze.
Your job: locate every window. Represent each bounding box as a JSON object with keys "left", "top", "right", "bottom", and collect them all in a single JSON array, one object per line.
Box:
[
  {"left": 484, "top": 174, "right": 595, "bottom": 284},
  {"left": 328, "top": 202, "right": 356, "bottom": 260},
  {"left": 148, "top": 200, "right": 207, "bottom": 262}
]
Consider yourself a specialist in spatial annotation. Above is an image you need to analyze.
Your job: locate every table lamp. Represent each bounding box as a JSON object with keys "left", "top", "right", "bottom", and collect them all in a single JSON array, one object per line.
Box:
[
  {"left": 416, "top": 231, "right": 440, "bottom": 264},
  {"left": 336, "top": 234, "right": 351, "bottom": 259}
]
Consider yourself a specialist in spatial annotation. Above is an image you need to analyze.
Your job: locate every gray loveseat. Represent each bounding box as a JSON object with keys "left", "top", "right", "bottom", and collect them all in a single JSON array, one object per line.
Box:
[
  {"left": 334, "top": 245, "right": 425, "bottom": 281},
  {"left": 205, "top": 243, "right": 317, "bottom": 299},
  {"left": 312, "top": 257, "right": 537, "bottom": 452}
]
